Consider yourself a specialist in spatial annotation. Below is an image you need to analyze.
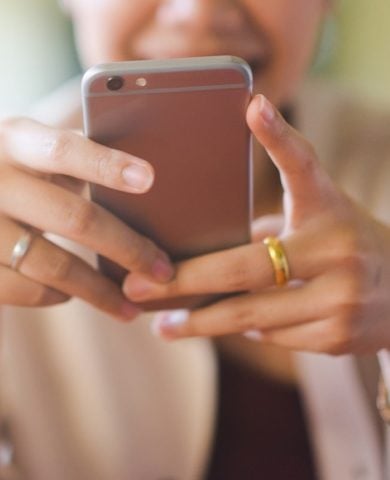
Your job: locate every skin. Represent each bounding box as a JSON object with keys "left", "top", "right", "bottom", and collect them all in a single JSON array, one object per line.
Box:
[
  {"left": 3, "top": 0, "right": 390, "bottom": 354},
  {"left": 67, "top": 0, "right": 326, "bottom": 105},
  {"left": 0, "top": 112, "right": 174, "bottom": 320},
  {"left": 126, "top": 96, "right": 390, "bottom": 354}
]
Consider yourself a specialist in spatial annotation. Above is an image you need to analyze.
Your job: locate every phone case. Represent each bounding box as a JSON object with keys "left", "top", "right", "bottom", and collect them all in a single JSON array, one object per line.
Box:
[{"left": 82, "top": 56, "right": 253, "bottom": 311}]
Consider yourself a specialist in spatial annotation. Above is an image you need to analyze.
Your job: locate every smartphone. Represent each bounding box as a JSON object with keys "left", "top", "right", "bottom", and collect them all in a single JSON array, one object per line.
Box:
[{"left": 82, "top": 56, "right": 253, "bottom": 311}]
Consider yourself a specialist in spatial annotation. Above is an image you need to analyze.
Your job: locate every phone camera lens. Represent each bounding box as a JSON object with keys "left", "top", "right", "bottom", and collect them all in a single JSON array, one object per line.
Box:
[{"left": 106, "top": 76, "right": 124, "bottom": 91}]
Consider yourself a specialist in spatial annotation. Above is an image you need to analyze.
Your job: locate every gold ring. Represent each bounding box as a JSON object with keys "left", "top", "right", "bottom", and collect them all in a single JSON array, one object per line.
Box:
[
  {"left": 263, "top": 236, "right": 290, "bottom": 287},
  {"left": 10, "top": 230, "right": 34, "bottom": 271}
]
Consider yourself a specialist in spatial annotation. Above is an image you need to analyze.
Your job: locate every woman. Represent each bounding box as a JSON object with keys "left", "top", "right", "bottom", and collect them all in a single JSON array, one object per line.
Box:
[{"left": 1, "top": 0, "right": 389, "bottom": 478}]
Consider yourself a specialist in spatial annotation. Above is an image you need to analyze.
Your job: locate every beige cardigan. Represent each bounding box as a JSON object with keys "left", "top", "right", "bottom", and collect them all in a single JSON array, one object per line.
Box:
[
  {"left": 1, "top": 78, "right": 390, "bottom": 479},
  {"left": 294, "top": 81, "right": 390, "bottom": 480}
]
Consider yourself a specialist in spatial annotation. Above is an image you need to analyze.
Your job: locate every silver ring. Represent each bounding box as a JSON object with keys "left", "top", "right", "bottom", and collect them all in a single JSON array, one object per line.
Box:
[{"left": 10, "top": 230, "right": 34, "bottom": 271}]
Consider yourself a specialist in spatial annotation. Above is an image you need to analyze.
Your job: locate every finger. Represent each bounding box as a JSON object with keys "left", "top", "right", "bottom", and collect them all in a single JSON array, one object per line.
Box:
[
  {"left": 246, "top": 95, "right": 336, "bottom": 223},
  {"left": 0, "top": 117, "right": 154, "bottom": 193},
  {"left": 19, "top": 238, "right": 140, "bottom": 321},
  {"left": 51, "top": 174, "right": 86, "bottom": 195},
  {"left": 250, "top": 317, "right": 360, "bottom": 355},
  {"left": 251, "top": 214, "right": 284, "bottom": 242},
  {"left": 150, "top": 281, "right": 332, "bottom": 340},
  {"left": 124, "top": 223, "right": 349, "bottom": 301},
  {"left": 124, "top": 212, "right": 367, "bottom": 302},
  {"left": 0, "top": 264, "right": 68, "bottom": 307},
  {"left": 0, "top": 168, "right": 173, "bottom": 281},
  {"left": 0, "top": 218, "right": 140, "bottom": 320},
  {"left": 124, "top": 241, "right": 277, "bottom": 301}
]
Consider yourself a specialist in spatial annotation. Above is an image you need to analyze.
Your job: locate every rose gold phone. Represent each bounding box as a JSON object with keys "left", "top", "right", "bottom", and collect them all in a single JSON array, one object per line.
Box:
[{"left": 82, "top": 56, "right": 252, "bottom": 310}]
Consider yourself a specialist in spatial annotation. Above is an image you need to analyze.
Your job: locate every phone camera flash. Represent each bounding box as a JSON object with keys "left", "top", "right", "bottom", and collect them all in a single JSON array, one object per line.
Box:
[{"left": 136, "top": 77, "right": 147, "bottom": 87}]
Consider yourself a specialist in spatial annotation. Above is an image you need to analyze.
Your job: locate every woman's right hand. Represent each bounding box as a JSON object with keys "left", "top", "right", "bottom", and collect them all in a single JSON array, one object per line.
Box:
[{"left": 0, "top": 117, "right": 174, "bottom": 320}]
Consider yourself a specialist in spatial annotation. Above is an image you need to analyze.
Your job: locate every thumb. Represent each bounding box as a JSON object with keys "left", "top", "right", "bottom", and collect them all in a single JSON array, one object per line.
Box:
[{"left": 247, "top": 94, "right": 336, "bottom": 228}]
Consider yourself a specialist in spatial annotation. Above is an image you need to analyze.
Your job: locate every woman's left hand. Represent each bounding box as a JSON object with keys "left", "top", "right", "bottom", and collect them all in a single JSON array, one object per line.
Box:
[{"left": 123, "top": 95, "right": 390, "bottom": 355}]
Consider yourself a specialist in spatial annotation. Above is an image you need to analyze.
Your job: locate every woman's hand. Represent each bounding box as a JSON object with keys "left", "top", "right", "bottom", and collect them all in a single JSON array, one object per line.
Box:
[
  {"left": 123, "top": 95, "right": 390, "bottom": 354},
  {"left": 0, "top": 117, "right": 174, "bottom": 320}
]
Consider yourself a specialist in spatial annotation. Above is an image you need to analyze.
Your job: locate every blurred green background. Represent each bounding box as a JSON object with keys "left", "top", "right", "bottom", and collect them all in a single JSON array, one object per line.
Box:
[
  {"left": 322, "top": 0, "right": 390, "bottom": 106},
  {"left": 0, "top": 0, "right": 79, "bottom": 115},
  {"left": 0, "top": 0, "right": 389, "bottom": 115}
]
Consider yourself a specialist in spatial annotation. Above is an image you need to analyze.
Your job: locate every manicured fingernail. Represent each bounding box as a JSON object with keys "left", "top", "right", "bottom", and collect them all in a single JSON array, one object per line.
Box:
[
  {"left": 243, "top": 329, "right": 263, "bottom": 342},
  {"left": 122, "top": 162, "right": 154, "bottom": 192},
  {"left": 258, "top": 94, "right": 275, "bottom": 125},
  {"left": 152, "top": 255, "right": 175, "bottom": 282},
  {"left": 151, "top": 309, "right": 189, "bottom": 337},
  {"left": 119, "top": 301, "right": 142, "bottom": 321}
]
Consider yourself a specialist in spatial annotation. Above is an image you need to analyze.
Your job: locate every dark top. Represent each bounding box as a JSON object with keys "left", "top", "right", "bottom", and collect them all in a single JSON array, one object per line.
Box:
[{"left": 205, "top": 347, "right": 318, "bottom": 480}]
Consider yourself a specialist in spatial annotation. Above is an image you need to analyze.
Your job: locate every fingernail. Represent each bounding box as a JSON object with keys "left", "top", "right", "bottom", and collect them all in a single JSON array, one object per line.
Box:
[
  {"left": 124, "top": 276, "right": 154, "bottom": 300},
  {"left": 258, "top": 94, "right": 275, "bottom": 125},
  {"left": 119, "top": 301, "right": 142, "bottom": 321},
  {"left": 152, "top": 255, "right": 175, "bottom": 282},
  {"left": 151, "top": 309, "right": 189, "bottom": 337},
  {"left": 243, "top": 329, "right": 263, "bottom": 342},
  {"left": 122, "top": 162, "right": 154, "bottom": 192}
]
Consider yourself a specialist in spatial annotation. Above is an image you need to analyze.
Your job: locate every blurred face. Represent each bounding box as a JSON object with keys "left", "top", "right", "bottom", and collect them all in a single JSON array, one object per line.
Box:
[{"left": 68, "top": 0, "right": 327, "bottom": 106}]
